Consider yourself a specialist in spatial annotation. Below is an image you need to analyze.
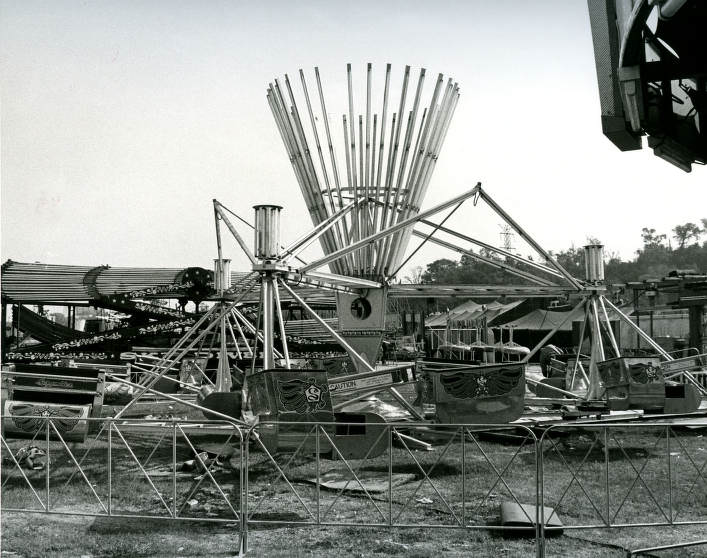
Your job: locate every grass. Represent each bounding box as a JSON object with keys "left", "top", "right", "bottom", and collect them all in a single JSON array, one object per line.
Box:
[{"left": 1, "top": 410, "right": 706, "bottom": 556}]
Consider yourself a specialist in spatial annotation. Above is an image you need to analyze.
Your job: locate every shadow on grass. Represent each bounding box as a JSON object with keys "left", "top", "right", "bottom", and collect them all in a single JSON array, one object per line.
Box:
[
  {"left": 359, "top": 461, "right": 462, "bottom": 477},
  {"left": 543, "top": 443, "right": 658, "bottom": 463},
  {"left": 89, "top": 515, "right": 238, "bottom": 535}
]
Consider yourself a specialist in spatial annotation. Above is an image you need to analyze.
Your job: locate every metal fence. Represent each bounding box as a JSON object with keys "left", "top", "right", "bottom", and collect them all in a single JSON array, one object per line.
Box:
[
  {"left": 537, "top": 422, "right": 707, "bottom": 556},
  {"left": 243, "top": 421, "right": 542, "bottom": 555},
  {"left": 2, "top": 416, "right": 706, "bottom": 557},
  {"left": 1, "top": 416, "right": 246, "bottom": 554}
]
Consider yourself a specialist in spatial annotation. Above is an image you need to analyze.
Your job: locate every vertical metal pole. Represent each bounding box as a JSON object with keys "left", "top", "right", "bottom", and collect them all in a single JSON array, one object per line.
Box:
[
  {"left": 217, "top": 307, "right": 232, "bottom": 391},
  {"left": 45, "top": 419, "right": 50, "bottom": 512},
  {"left": 214, "top": 204, "right": 224, "bottom": 283},
  {"left": 242, "top": 429, "right": 249, "bottom": 556},
  {"left": 171, "top": 420, "right": 177, "bottom": 518},
  {"left": 650, "top": 310, "right": 654, "bottom": 340},
  {"left": 634, "top": 290, "right": 641, "bottom": 350},
  {"left": 666, "top": 425, "right": 673, "bottom": 524},
  {"left": 536, "top": 430, "right": 545, "bottom": 558},
  {"left": 604, "top": 428, "right": 610, "bottom": 526},
  {"left": 388, "top": 426, "right": 393, "bottom": 526},
  {"left": 239, "top": 427, "right": 246, "bottom": 557},
  {"left": 1, "top": 303, "right": 7, "bottom": 361},
  {"left": 261, "top": 276, "right": 275, "bottom": 369},
  {"left": 17, "top": 304, "right": 22, "bottom": 350},
  {"left": 461, "top": 427, "right": 466, "bottom": 528},
  {"left": 316, "top": 424, "right": 321, "bottom": 525},
  {"left": 299, "top": 69, "right": 345, "bottom": 257},
  {"left": 108, "top": 421, "right": 112, "bottom": 515},
  {"left": 314, "top": 67, "right": 347, "bottom": 233}
]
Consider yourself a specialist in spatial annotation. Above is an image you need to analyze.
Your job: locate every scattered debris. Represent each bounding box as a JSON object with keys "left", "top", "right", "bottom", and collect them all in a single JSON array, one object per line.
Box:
[
  {"left": 13, "top": 446, "right": 47, "bottom": 470},
  {"left": 143, "top": 414, "right": 188, "bottom": 421},
  {"left": 180, "top": 451, "right": 234, "bottom": 473},
  {"left": 103, "top": 382, "right": 135, "bottom": 405},
  {"left": 297, "top": 471, "right": 416, "bottom": 494},
  {"left": 196, "top": 443, "right": 237, "bottom": 458},
  {"left": 499, "top": 501, "right": 563, "bottom": 536}
]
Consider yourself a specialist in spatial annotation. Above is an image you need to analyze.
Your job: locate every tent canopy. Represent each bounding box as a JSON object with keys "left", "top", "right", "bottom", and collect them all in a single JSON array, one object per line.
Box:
[
  {"left": 426, "top": 299, "right": 525, "bottom": 328},
  {"left": 499, "top": 307, "right": 585, "bottom": 331}
]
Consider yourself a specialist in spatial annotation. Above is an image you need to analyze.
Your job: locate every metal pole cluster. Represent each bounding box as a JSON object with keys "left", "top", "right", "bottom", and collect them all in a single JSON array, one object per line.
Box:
[
  {"left": 267, "top": 64, "right": 459, "bottom": 279},
  {"left": 0, "top": 261, "right": 201, "bottom": 303}
]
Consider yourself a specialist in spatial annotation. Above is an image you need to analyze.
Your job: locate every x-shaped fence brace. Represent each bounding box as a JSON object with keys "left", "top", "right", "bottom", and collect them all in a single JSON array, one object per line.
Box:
[
  {"left": 610, "top": 429, "right": 671, "bottom": 525},
  {"left": 4, "top": 416, "right": 707, "bottom": 558},
  {"left": 541, "top": 429, "right": 608, "bottom": 526},
  {"left": 539, "top": 424, "right": 707, "bottom": 529},
  {"left": 1, "top": 417, "right": 244, "bottom": 523},
  {"left": 243, "top": 422, "right": 539, "bottom": 529},
  {"left": 667, "top": 426, "right": 707, "bottom": 523},
  {"left": 2, "top": 418, "right": 107, "bottom": 514}
]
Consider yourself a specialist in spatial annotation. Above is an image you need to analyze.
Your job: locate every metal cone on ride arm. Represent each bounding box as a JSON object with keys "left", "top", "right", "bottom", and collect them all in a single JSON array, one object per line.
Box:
[{"left": 267, "top": 63, "right": 460, "bottom": 371}]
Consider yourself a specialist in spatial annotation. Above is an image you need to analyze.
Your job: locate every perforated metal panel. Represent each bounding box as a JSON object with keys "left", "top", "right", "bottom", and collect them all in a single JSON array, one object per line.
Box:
[
  {"left": 586, "top": 0, "right": 642, "bottom": 150},
  {"left": 588, "top": 0, "right": 622, "bottom": 115}
]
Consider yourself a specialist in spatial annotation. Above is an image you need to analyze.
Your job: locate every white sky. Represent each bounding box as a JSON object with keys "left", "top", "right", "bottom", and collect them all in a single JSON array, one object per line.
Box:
[{"left": 2, "top": 0, "right": 705, "bottom": 277}]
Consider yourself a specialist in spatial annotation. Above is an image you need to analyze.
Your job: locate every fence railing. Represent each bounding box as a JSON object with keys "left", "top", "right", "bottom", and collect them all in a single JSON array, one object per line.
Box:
[
  {"left": 538, "top": 422, "right": 707, "bottom": 527},
  {"left": 1, "top": 416, "right": 245, "bottom": 553},
  {"left": 3, "top": 416, "right": 706, "bottom": 557}
]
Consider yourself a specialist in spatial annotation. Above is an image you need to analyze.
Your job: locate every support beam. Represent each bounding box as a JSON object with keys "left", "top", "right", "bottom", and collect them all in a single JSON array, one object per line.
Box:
[
  {"left": 603, "top": 298, "right": 672, "bottom": 360},
  {"left": 273, "top": 277, "right": 291, "bottom": 368},
  {"left": 298, "top": 184, "right": 481, "bottom": 274},
  {"left": 281, "top": 199, "right": 358, "bottom": 261},
  {"left": 477, "top": 187, "right": 584, "bottom": 290},
  {"left": 417, "top": 219, "right": 564, "bottom": 279},
  {"left": 390, "top": 284, "right": 576, "bottom": 299},
  {"left": 1, "top": 303, "right": 7, "bottom": 361},
  {"left": 232, "top": 308, "right": 283, "bottom": 359},
  {"left": 412, "top": 231, "right": 557, "bottom": 286},
  {"left": 599, "top": 296, "right": 621, "bottom": 357},
  {"left": 214, "top": 201, "right": 257, "bottom": 266},
  {"left": 279, "top": 279, "right": 374, "bottom": 372},
  {"left": 107, "top": 375, "right": 242, "bottom": 424},
  {"left": 522, "top": 297, "right": 587, "bottom": 363},
  {"left": 298, "top": 270, "right": 384, "bottom": 289}
]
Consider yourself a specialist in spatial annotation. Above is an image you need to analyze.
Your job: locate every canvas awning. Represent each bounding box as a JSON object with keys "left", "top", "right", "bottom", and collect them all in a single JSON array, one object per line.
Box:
[
  {"left": 498, "top": 307, "right": 586, "bottom": 331},
  {"left": 425, "top": 299, "right": 525, "bottom": 328}
]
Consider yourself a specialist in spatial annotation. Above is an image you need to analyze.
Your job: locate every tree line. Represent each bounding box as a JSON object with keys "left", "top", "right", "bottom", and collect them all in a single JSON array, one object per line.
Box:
[{"left": 414, "top": 220, "right": 707, "bottom": 285}]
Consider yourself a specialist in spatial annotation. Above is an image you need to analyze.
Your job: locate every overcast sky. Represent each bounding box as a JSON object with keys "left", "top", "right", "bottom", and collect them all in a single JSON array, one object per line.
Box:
[{"left": 2, "top": 0, "right": 705, "bottom": 277}]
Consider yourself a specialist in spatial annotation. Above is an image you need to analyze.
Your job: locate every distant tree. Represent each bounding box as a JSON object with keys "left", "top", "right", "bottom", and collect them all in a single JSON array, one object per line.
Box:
[
  {"left": 552, "top": 245, "right": 584, "bottom": 278},
  {"left": 641, "top": 228, "right": 667, "bottom": 248},
  {"left": 418, "top": 220, "right": 707, "bottom": 288},
  {"left": 403, "top": 266, "right": 424, "bottom": 284},
  {"left": 421, "top": 258, "right": 459, "bottom": 283},
  {"left": 672, "top": 222, "right": 702, "bottom": 249}
]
